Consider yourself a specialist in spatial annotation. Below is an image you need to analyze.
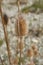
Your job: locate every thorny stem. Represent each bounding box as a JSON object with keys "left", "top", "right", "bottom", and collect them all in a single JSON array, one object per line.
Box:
[
  {"left": 0, "top": 4, "right": 12, "bottom": 65},
  {"left": 17, "top": 0, "right": 22, "bottom": 65},
  {"left": 16, "top": 0, "right": 20, "bottom": 57},
  {"left": 18, "top": 18, "right": 22, "bottom": 65},
  {"left": 19, "top": 37, "right": 23, "bottom": 65}
]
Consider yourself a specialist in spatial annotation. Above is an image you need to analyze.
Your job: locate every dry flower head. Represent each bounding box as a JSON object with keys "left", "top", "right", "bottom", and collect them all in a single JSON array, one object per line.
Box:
[
  {"left": 15, "top": 15, "right": 27, "bottom": 36},
  {"left": 31, "top": 44, "right": 37, "bottom": 51},
  {"left": 27, "top": 48, "right": 34, "bottom": 57},
  {"left": 34, "top": 49, "right": 38, "bottom": 56},
  {"left": 2, "top": 14, "right": 8, "bottom": 26}
]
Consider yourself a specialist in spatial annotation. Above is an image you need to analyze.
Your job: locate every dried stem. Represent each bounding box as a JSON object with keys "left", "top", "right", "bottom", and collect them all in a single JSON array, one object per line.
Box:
[
  {"left": 18, "top": 19, "right": 22, "bottom": 65},
  {"left": 0, "top": 4, "right": 12, "bottom": 65},
  {"left": 17, "top": 0, "right": 22, "bottom": 65},
  {"left": 17, "top": 0, "right": 26, "bottom": 65},
  {"left": 17, "top": 0, "right": 21, "bottom": 13},
  {"left": 19, "top": 37, "right": 23, "bottom": 65}
]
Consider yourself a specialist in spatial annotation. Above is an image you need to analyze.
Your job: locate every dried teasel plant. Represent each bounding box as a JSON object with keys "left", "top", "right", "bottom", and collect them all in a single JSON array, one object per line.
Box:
[
  {"left": 15, "top": 18, "right": 26, "bottom": 64},
  {"left": 0, "top": 3, "right": 12, "bottom": 65},
  {"left": 15, "top": 0, "right": 28, "bottom": 65},
  {"left": 15, "top": 0, "right": 28, "bottom": 36}
]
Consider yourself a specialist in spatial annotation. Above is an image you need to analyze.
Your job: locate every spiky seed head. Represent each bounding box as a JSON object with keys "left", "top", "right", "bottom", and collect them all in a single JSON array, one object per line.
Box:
[
  {"left": 27, "top": 48, "right": 34, "bottom": 57},
  {"left": 34, "top": 49, "right": 38, "bottom": 56},
  {"left": 31, "top": 44, "right": 37, "bottom": 51},
  {"left": 3, "top": 14, "right": 8, "bottom": 26},
  {"left": 15, "top": 15, "right": 27, "bottom": 36}
]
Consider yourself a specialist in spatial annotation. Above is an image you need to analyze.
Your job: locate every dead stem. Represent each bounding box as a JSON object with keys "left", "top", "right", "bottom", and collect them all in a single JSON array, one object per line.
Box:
[
  {"left": 17, "top": 0, "right": 21, "bottom": 13},
  {"left": 17, "top": 0, "right": 21, "bottom": 64},
  {"left": 0, "top": 4, "right": 12, "bottom": 65},
  {"left": 17, "top": 0, "right": 24, "bottom": 65},
  {"left": 17, "top": 1, "right": 21, "bottom": 64},
  {"left": 18, "top": 21, "right": 21, "bottom": 65},
  {"left": 19, "top": 37, "right": 22, "bottom": 65}
]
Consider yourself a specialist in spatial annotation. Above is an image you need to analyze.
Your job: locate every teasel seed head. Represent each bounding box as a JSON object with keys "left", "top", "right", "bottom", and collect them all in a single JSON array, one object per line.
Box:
[
  {"left": 15, "top": 15, "right": 27, "bottom": 36},
  {"left": 31, "top": 44, "right": 38, "bottom": 56},
  {"left": 26, "top": 48, "right": 34, "bottom": 57},
  {"left": 2, "top": 14, "right": 8, "bottom": 26},
  {"left": 31, "top": 44, "right": 37, "bottom": 51},
  {"left": 34, "top": 49, "right": 38, "bottom": 56}
]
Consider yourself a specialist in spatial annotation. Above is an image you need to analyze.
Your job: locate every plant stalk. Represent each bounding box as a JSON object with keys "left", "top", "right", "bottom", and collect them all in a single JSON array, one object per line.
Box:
[{"left": 0, "top": 4, "right": 12, "bottom": 65}]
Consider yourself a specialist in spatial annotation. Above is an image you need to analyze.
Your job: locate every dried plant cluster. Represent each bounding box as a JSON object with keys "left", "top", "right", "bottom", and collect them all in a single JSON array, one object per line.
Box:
[
  {"left": 27, "top": 44, "right": 38, "bottom": 57},
  {"left": 0, "top": 0, "right": 39, "bottom": 65}
]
